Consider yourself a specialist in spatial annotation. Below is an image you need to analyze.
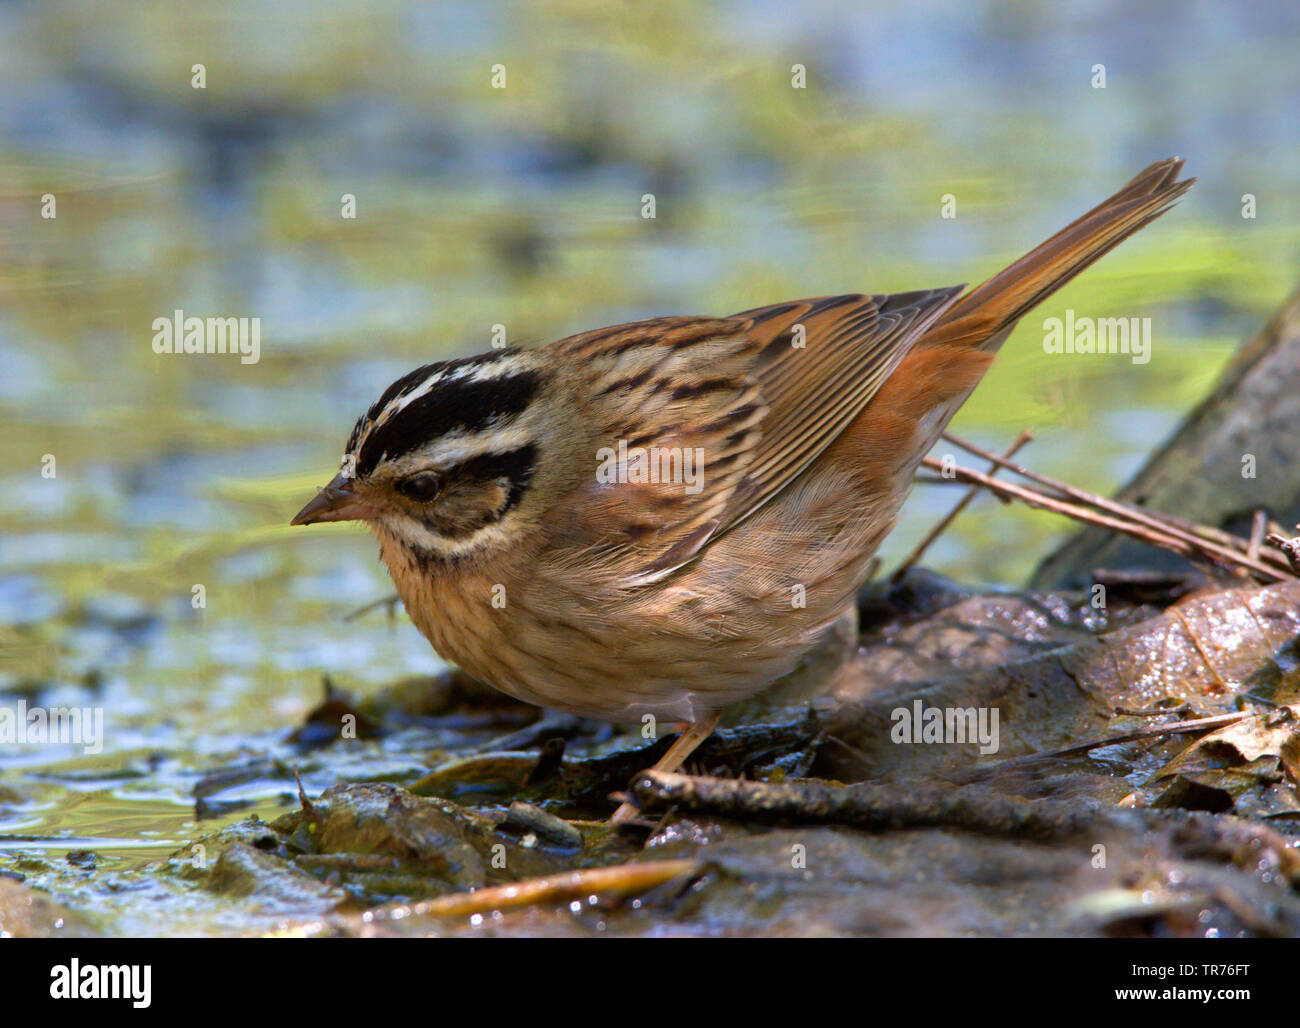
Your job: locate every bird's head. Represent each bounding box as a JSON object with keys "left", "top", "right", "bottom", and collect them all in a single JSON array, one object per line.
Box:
[{"left": 291, "top": 349, "right": 558, "bottom": 565}]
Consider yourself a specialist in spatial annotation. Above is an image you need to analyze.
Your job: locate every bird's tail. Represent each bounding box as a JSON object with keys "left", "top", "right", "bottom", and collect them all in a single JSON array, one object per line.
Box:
[
  {"left": 920, "top": 157, "right": 1195, "bottom": 352},
  {"left": 830, "top": 159, "right": 1195, "bottom": 496}
]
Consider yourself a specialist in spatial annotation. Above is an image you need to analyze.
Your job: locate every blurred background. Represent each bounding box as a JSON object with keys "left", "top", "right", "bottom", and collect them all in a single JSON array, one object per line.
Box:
[{"left": 0, "top": 0, "right": 1297, "bottom": 924}]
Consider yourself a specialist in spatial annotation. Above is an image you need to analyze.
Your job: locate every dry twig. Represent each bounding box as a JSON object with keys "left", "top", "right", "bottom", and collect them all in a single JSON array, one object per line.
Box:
[
  {"left": 914, "top": 432, "right": 1295, "bottom": 583},
  {"left": 1264, "top": 525, "right": 1300, "bottom": 574},
  {"left": 371, "top": 859, "right": 703, "bottom": 919},
  {"left": 893, "top": 429, "right": 1033, "bottom": 581}
]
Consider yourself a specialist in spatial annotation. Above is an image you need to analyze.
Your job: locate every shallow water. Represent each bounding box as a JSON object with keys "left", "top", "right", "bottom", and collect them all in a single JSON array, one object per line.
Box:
[{"left": 1, "top": 0, "right": 1297, "bottom": 933}]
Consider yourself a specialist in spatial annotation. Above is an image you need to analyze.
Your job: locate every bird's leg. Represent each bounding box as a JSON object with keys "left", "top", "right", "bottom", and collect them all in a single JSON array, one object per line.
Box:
[{"left": 611, "top": 710, "right": 722, "bottom": 825}]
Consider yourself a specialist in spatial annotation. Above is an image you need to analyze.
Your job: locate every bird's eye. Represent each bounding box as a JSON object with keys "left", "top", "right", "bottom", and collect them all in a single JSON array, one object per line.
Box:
[{"left": 397, "top": 473, "right": 442, "bottom": 502}]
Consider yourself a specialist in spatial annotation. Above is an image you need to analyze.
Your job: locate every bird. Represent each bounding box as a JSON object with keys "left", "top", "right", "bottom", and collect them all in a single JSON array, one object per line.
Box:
[{"left": 292, "top": 158, "right": 1194, "bottom": 823}]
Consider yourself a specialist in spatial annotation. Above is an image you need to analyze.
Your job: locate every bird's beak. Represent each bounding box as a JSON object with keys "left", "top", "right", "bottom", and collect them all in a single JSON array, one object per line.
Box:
[{"left": 291, "top": 473, "right": 372, "bottom": 526}]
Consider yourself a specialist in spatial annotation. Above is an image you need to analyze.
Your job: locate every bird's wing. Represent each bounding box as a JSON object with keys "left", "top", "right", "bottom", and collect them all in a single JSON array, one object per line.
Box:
[
  {"left": 550, "top": 315, "right": 766, "bottom": 586},
  {"left": 548, "top": 290, "right": 962, "bottom": 586},
  {"left": 717, "top": 288, "right": 965, "bottom": 533}
]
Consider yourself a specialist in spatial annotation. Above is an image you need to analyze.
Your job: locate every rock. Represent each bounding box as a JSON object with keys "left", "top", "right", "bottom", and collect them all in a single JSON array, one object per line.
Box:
[{"left": 0, "top": 878, "right": 98, "bottom": 937}]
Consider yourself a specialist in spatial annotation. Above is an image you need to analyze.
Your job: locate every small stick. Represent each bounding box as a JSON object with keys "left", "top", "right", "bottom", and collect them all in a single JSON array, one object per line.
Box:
[
  {"left": 370, "top": 859, "right": 703, "bottom": 919},
  {"left": 970, "top": 711, "right": 1246, "bottom": 771},
  {"left": 939, "top": 433, "right": 1294, "bottom": 578},
  {"left": 893, "top": 429, "right": 1033, "bottom": 581},
  {"left": 1150, "top": 508, "right": 1281, "bottom": 556},
  {"left": 921, "top": 457, "right": 1288, "bottom": 582},
  {"left": 1264, "top": 526, "right": 1300, "bottom": 575},
  {"left": 1171, "top": 608, "right": 1227, "bottom": 690},
  {"left": 630, "top": 770, "right": 1300, "bottom": 880},
  {"left": 343, "top": 593, "right": 402, "bottom": 623},
  {"left": 936, "top": 433, "right": 1261, "bottom": 561},
  {"left": 1112, "top": 703, "right": 1195, "bottom": 718},
  {"left": 919, "top": 458, "right": 1179, "bottom": 550},
  {"left": 1246, "top": 509, "right": 1268, "bottom": 566}
]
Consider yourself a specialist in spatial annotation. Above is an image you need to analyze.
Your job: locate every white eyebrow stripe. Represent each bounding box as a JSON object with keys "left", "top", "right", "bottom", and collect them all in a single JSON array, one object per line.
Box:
[
  {"left": 376, "top": 423, "right": 536, "bottom": 480},
  {"left": 381, "top": 369, "right": 445, "bottom": 423},
  {"left": 347, "top": 350, "right": 545, "bottom": 473},
  {"left": 427, "top": 424, "right": 536, "bottom": 468}
]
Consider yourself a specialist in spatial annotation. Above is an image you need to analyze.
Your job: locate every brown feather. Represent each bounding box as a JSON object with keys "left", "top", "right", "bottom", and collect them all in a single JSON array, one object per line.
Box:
[
  {"left": 719, "top": 287, "right": 965, "bottom": 531},
  {"left": 923, "top": 157, "right": 1195, "bottom": 351},
  {"left": 549, "top": 317, "right": 766, "bottom": 582}
]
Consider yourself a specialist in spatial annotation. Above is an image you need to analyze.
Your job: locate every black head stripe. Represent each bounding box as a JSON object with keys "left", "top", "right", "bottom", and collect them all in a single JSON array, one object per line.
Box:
[
  {"left": 412, "top": 444, "right": 539, "bottom": 542},
  {"left": 346, "top": 350, "right": 522, "bottom": 456},
  {"left": 349, "top": 361, "right": 447, "bottom": 453},
  {"left": 355, "top": 366, "right": 542, "bottom": 477},
  {"left": 452, "top": 444, "right": 538, "bottom": 518}
]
